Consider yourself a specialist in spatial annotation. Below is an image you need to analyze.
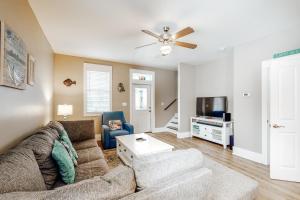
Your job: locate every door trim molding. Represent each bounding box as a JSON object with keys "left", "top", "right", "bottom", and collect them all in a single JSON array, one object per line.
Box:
[
  {"left": 261, "top": 60, "right": 271, "bottom": 165},
  {"left": 129, "top": 69, "right": 155, "bottom": 132}
]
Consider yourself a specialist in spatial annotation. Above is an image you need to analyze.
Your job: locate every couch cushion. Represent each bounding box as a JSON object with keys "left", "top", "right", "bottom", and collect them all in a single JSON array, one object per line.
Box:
[
  {"left": 204, "top": 157, "right": 258, "bottom": 200},
  {"left": 59, "top": 120, "right": 95, "bottom": 142},
  {"left": 0, "top": 146, "right": 46, "bottom": 194},
  {"left": 73, "top": 139, "right": 98, "bottom": 151},
  {"left": 20, "top": 127, "right": 60, "bottom": 189},
  {"left": 109, "top": 129, "right": 129, "bottom": 138},
  {"left": 0, "top": 166, "right": 136, "bottom": 200},
  {"left": 48, "top": 121, "right": 65, "bottom": 134},
  {"left": 77, "top": 147, "right": 104, "bottom": 165},
  {"left": 75, "top": 159, "right": 109, "bottom": 182},
  {"left": 132, "top": 148, "right": 204, "bottom": 189}
]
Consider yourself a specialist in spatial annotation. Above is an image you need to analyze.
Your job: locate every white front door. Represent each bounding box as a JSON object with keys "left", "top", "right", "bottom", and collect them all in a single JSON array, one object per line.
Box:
[
  {"left": 132, "top": 84, "right": 151, "bottom": 133},
  {"left": 270, "top": 55, "right": 300, "bottom": 182}
]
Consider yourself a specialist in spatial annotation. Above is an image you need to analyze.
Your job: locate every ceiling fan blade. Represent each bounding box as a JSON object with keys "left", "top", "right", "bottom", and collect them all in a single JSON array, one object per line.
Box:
[
  {"left": 174, "top": 27, "right": 194, "bottom": 39},
  {"left": 175, "top": 41, "right": 197, "bottom": 49},
  {"left": 141, "top": 30, "right": 160, "bottom": 39},
  {"left": 135, "top": 42, "right": 157, "bottom": 49}
]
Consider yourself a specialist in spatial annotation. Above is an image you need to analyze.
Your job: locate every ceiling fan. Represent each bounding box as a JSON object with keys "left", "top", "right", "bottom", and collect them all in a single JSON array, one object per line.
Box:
[{"left": 136, "top": 26, "right": 197, "bottom": 56}]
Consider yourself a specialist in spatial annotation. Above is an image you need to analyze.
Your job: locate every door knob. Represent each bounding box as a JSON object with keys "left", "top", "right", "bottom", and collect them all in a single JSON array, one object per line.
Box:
[{"left": 273, "top": 124, "right": 285, "bottom": 128}]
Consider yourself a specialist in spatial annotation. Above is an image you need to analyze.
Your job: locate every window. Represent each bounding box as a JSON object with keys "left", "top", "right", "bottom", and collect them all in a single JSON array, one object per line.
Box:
[
  {"left": 84, "top": 63, "right": 112, "bottom": 115},
  {"left": 135, "top": 87, "right": 148, "bottom": 110}
]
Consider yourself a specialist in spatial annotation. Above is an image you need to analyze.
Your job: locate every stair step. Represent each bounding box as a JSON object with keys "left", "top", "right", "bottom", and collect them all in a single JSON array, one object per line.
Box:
[
  {"left": 170, "top": 121, "right": 178, "bottom": 124},
  {"left": 167, "top": 126, "right": 178, "bottom": 131}
]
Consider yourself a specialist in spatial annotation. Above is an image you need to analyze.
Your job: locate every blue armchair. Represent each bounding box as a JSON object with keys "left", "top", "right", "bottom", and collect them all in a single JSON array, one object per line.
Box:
[{"left": 101, "top": 111, "right": 134, "bottom": 149}]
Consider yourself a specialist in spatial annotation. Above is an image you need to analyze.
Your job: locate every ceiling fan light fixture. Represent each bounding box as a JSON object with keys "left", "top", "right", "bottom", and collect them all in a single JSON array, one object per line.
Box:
[{"left": 160, "top": 45, "right": 172, "bottom": 56}]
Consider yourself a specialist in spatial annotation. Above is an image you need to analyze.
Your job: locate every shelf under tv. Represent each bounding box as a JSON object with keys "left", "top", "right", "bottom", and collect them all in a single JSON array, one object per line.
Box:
[{"left": 191, "top": 116, "right": 233, "bottom": 149}]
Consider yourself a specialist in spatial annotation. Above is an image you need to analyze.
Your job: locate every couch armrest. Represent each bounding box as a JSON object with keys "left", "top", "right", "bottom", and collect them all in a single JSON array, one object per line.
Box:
[
  {"left": 59, "top": 120, "right": 95, "bottom": 142},
  {"left": 123, "top": 123, "right": 134, "bottom": 134},
  {"left": 121, "top": 167, "right": 212, "bottom": 200}
]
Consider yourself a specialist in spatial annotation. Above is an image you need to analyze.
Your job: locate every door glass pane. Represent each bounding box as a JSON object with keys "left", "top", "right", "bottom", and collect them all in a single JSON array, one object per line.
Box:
[
  {"left": 133, "top": 73, "right": 152, "bottom": 81},
  {"left": 135, "top": 88, "right": 147, "bottom": 110}
]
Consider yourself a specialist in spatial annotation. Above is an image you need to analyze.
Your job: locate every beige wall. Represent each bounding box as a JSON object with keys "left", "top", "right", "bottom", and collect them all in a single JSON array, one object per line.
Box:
[
  {"left": 0, "top": 0, "right": 53, "bottom": 153},
  {"left": 54, "top": 54, "right": 177, "bottom": 134}
]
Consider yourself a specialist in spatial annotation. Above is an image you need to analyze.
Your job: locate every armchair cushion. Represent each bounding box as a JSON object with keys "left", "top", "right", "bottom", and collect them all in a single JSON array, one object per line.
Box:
[{"left": 109, "top": 130, "right": 130, "bottom": 138}]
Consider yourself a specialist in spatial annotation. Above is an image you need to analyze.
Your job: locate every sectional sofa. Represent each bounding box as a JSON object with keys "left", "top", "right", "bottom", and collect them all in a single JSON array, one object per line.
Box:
[{"left": 0, "top": 120, "right": 258, "bottom": 200}]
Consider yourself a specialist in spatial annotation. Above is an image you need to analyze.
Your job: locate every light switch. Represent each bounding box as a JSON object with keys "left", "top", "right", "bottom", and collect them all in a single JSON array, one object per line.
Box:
[
  {"left": 161, "top": 102, "right": 165, "bottom": 106},
  {"left": 242, "top": 92, "right": 251, "bottom": 97},
  {"left": 122, "top": 102, "right": 127, "bottom": 107}
]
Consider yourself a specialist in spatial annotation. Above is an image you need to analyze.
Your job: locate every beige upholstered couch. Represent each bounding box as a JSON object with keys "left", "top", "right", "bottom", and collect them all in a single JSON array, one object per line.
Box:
[{"left": 0, "top": 120, "right": 258, "bottom": 200}]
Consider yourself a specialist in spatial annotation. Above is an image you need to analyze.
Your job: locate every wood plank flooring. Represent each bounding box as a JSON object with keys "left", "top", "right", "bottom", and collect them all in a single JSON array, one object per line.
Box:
[{"left": 149, "top": 132, "right": 300, "bottom": 200}]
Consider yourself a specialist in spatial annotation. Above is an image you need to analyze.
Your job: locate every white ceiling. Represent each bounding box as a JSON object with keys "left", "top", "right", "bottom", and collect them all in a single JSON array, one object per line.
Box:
[{"left": 29, "top": 0, "right": 300, "bottom": 70}]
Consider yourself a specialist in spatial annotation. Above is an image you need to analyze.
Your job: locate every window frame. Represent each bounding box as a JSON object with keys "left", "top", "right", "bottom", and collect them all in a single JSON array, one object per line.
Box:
[{"left": 83, "top": 63, "right": 112, "bottom": 116}]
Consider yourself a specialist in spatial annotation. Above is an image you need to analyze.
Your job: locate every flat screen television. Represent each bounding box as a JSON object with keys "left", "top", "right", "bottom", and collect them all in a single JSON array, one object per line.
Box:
[{"left": 196, "top": 96, "right": 227, "bottom": 118}]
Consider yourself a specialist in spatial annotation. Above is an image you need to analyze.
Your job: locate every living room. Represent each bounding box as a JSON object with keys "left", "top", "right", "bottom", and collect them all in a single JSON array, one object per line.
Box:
[{"left": 1, "top": 0, "right": 300, "bottom": 199}]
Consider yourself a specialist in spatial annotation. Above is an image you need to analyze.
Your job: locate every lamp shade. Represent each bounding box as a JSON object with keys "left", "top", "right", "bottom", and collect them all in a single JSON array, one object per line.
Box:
[{"left": 57, "top": 104, "right": 73, "bottom": 116}]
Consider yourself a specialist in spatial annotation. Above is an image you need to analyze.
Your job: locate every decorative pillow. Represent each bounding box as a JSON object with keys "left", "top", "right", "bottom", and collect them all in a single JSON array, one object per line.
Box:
[
  {"left": 49, "top": 121, "right": 78, "bottom": 164},
  {"left": 60, "top": 130, "right": 78, "bottom": 162},
  {"left": 108, "top": 120, "right": 122, "bottom": 130},
  {"left": 52, "top": 140, "right": 75, "bottom": 184},
  {"left": 60, "top": 139, "right": 78, "bottom": 166}
]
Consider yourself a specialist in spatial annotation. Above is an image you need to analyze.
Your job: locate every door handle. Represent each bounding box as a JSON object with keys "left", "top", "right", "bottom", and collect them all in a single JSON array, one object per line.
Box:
[{"left": 272, "top": 124, "right": 285, "bottom": 128}]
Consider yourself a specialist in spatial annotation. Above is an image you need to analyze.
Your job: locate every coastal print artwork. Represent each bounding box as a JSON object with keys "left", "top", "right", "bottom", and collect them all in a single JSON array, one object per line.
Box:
[{"left": 0, "top": 21, "right": 27, "bottom": 89}]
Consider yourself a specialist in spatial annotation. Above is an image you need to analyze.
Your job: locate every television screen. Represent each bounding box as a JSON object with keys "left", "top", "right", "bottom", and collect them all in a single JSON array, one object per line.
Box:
[{"left": 196, "top": 96, "right": 227, "bottom": 118}]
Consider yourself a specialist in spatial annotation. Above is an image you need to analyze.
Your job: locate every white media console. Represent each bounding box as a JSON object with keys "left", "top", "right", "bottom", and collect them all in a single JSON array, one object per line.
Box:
[{"left": 191, "top": 116, "right": 233, "bottom": 149}]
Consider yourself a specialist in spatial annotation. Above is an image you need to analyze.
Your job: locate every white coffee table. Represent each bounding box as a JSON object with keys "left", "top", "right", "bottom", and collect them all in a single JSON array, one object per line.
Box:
[{"left": 116, "top": 133, "right": 174, "bottom": 167}]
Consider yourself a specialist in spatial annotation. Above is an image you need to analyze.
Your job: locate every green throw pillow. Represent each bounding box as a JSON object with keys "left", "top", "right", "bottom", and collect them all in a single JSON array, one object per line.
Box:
[
  {"left": 52, "top": 140, "right": 75, "bottom": 184},
  {"left": 60, "top": 140, "right": 78, "bottom": 166},
  {"left": 60, "top": 130, "right": 78, "bottom": 160}
]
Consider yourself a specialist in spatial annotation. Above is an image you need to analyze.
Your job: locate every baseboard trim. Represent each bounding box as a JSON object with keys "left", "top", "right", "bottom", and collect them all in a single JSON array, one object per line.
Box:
[
  {"left": 233, "top": 146, "right": 267, "bottom": 165},
  {"left": 152, "top": 127, "right": 168, "bottom": 133},
  {"left": 177, "top": 132, "right": 191, "bottom": 139}
]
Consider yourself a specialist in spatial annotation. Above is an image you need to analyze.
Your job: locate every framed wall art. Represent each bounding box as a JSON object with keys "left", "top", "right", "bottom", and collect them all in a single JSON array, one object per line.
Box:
[
  {"left": 0, "top": 21, "right": 27, "bottom": 90},
  {"left": 27, "top": 54, "right": 35, "bottom": 86}
]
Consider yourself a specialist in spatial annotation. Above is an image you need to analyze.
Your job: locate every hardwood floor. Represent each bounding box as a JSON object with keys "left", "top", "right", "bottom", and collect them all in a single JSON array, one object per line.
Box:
[{"left": 149, "top": 132, "right": 300, "bottom": 200}]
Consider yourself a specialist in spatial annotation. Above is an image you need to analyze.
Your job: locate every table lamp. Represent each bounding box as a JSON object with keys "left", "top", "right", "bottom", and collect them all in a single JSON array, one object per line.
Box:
[{"left": 57, "top": 104, "right": 73, "bottom": 119}]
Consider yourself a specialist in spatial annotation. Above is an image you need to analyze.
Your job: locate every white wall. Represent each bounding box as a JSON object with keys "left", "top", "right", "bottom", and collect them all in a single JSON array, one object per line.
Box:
[
  {"left": 186, "top": 25, "right": 300, "bottom": 158},
  {"left": 178, "top": 63, "right": 196, "bottom": 137},
  {"left": 195, "top": 54, "right": 234, "bottom": 113},
  {"left": 233, "top": 25, "right": 300, "bottom": 154}
]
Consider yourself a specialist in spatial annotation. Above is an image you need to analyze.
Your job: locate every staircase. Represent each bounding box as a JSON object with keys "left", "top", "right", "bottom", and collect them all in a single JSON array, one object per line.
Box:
[{"left": 165, "top": 113, "right": 178, "bottom": 134}]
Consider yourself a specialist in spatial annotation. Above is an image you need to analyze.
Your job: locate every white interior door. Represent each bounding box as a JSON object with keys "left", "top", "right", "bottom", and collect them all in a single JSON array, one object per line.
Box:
[
  {"left": 270, "top": 55, "right": 300, "bottom": 182},
  {"left": 132, "top": 84, "right": 151, "bottom": 133}
]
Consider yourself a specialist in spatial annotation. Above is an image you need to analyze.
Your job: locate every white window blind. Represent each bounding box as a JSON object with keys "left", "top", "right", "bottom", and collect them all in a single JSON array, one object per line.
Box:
[{"left": 84, "top": 63, "right": 112, "bottom": 115}]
